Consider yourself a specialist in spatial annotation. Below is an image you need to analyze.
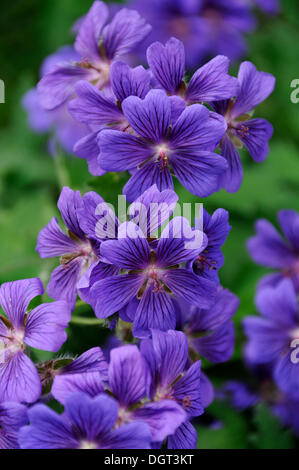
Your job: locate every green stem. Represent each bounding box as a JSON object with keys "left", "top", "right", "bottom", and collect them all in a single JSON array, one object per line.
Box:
[
  {"left": 70, "top": 316, "right": 107, "bottom": 327},
  {"left": 53, "top": 149, "right": 70, "bottom": 189}
]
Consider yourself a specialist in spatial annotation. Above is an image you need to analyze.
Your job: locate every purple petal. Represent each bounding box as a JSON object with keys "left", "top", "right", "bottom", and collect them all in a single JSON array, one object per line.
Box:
[
  {"left": 46, "top": 261, "right": 82, "bottom": 308},
  {"left": 171, "top": 150, "right": 227, "bottom": 198},
  {"left": 37, "top": 65, "right": 91, "bottom": 110},
  {"left": 255, "top": 280, "right": 298, "bottom": 329},
  {"left": 170, "top": 105, "right": 227, "bottom": 149},
  {"left": 129, "top": 184, "right": 178, "bottom": 236},
  {"left": 237, "top": 118, "right": 273, "bottom": 162},
  {"left": 123, "top": 160, "right": 174, "bottom": 203},
  {"left": 243, "top": 316, "right": 288, "bottom": 364},
  {"left": 190, "top": 287, "right": 239, "bottom": 332},
  {"left": 133, "top": 287, "right": 176, "bottom": 338},
  {"left": 19, "top": 404, "right": 77, "bottom": 449},
  {"left": 0, "top": 278, "right": 43, "bottom": 328},
  {"left": 122, "top": 89, "right": 171, "bottom": 142},
  {"left": 110, "top": 61, "right": 151, "bottom": 102},
  {"left": 278, "top": 209, "right": 299, "bottom": 253},
  {"left": 192, "top": 321, "right": 235, "bottom": 363},
  {"left": 219, "top": 134, "right": 243, "bottom": 193},
  {"left": 168, "top": 421, "right": 198, "bottom": 449},
  {"left": 64, "top": 393, "right": 118, "bottom": 442},
  {"left": 103, "top": 422, "right": 151, "bottom": 449},
  {"left": 200, "top": 372, "right": 215, "bottom": 408},
  {"left": 170, "top": 95, "right": 186, "bottom": 123},
  {"left": 162, "top": 269, "right": 216, "bottom": 309},
  {"left": 274, "top": 352, "right": 299, "bottom": 401},
  {"left": 52, "top": 372, "right": 105, "bottom": 405},
  {"left": 36, "top": 217, "right": 78, "bottom": 258},
  {"left": 109, "top": 345, "right": 149, "bottom": 406},
  {"left": 74, "top": 1, "right": 109, "bottom": 60},
  {"left": 133, "top": 400, "right": 186, "bottom": 443},
  {"left": 232, "top": 61, "right": 275, "bottom": 118},
  {"left": 100, "top": 222, "right": 151, "bottom": 269},
  {"left": 62, "top": 347, "right": 108, "bottom": 375},
  {"left": 77, "top": 191, "right": 115, "bottom": 242},
  {"left": 102, "top": 8, "right": 151, "bottom": 60},
  {"left": 173, "top": 361, "right": 203, "bottom": 417},
  {"left": 74, "top": 132, "right": 106, "bottom": 176},
  {"left": 152, "top": 329, "right": 188, "bottom": 386},
  {"left": 147, "top": 37, "right": 185, "bottom": 94},
  {"left": 203, "top": 208, "right": 231, "bottom": 247},
  {"left": 98, "top": 129, "right": 152, "bottom": 171},
  {"left": 156, "top": 217, "right": 207, "bottom": 266},
  {"left": 186, "top": 55, "right": 239, "bottom": 103},
  {"left": 247, "top": 219, "right": 296, "bottom": 269},
  {"left": 24, "top": 300, "right": 71, "bottom": 352},
  {"left": 91, "top": 274, "right": 145, "bottom": 319},
  {"left": 0, "top": 402, "right": 28, "bottom": 449},
  {"left": 0, "top": 351, "right": 41, "bottom": 403},
  {"left": 57, "top": 186, "right": 85, "bottom": 239},
  {"left": 69, "top": 81, "right": 122, "bottom": 126}
]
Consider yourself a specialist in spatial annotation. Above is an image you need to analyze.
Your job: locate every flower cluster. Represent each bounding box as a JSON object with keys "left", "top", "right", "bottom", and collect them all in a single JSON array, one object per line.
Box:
[
  {"left": 24, "top": 0, "right": 275, "bottom": 196},
  {"left": 2, "top": 0, "right": 280, "bottom": 450},
  {"left": 219, "top": 211, "right": 299, "bottom": 438}
]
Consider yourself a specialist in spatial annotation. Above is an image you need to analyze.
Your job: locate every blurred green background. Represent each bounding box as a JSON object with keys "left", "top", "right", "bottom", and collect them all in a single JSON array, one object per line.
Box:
[{"left": 0, "top": 0, "right": 299, "bottom": 449}]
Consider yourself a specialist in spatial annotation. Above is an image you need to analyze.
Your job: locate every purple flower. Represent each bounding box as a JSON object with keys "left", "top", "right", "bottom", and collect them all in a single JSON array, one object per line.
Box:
[
  {"left": 253, "top": 0, "right": 280, "bottom": 14},
  {"left": 147, "top": 37, "right": 238, "bottom": 102},
  {"left": 213, "top": 61, "right": 275, "bottom": 192},
  {"left": 141, "top": 329, "right": 203, "bottom": 449},
  {"left": 98, "top": 89, "right": 227, "bottom": 201},
  {"left": 90, "top": 218, "right": 216, "bottom": 337},
  {"left": 190, "top": 208, "right": 231, "bottom": 283},
  {"left": 0, "top": 278, "right": 71, "bottom": 403},
  {"left": 176, "top": 286, "right": 239, "bottom": 364},
  {"left": 218, "top": 381, "right": 259, "bottom": 411},
  {"left": 50, "top": 344, "right": 186, "bottom": 444},
  {"left": 0, "top": 402, "right": 28, "bottom": 449},
  {"left": 37, "top": 1, "right": 151, "bottom": 111},
  {"left": 243, "top": 279, "right": 299, "bottom": 401},
  {"left": 19, "top": 392, "right": 152, "bottom": 449},
  {"left": 68, "top": 61, "right": 151, "bottom": 175},
  {"left": 247, "top": 210, "right": 299, "bottom": 293},
  {"left": 131, "top": 0, "right": 255, "bottom": 67},
  {"left": 36, "top": 186, "right": 101, "bottom": 308}
]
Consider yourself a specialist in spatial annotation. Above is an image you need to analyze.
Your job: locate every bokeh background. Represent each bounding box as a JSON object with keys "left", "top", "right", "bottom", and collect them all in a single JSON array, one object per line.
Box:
[{"left": 0, "top": 0, "right": 299, "bottom": 448}]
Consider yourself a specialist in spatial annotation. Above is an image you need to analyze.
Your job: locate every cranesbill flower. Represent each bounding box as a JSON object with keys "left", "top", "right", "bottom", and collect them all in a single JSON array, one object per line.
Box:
[
  {"left": 0, "top": 402, "right": 28, "bottom": 449},
  {"left": 213, "top": 61, "right": 275, "bottom": 192},
  {"left": 243, "top": 279, "right": 299, "bottom": 401},
  {"left": 90, "top": 218, "right": 216, "bottom": 337},
  {"left": 98, "top": 89, "right": 227, "bottom": 201},
  {"left": 131, "top": 0, "right": 255, "bottom": 67},
  {"left": 36, "top": 186, "right": 101, "bottom": 308},
  {"left": 190, "top": 208, "right": 231, "bottom": 283},
  {"left": 176, "top": 286, "right": 239, "bottom": 364},
  {"left": 104, "top": 345, "right": 186, "bottom": 443},
  {"left": 68, "top": 61, "right": 151, "bottom": 175},
  {"left": 147, "top": 37, "right": 239, "bottom": 102},
  {"left": 46, "top": 344, "right": 186, "bottom": 444},
  {"left": 141, "top": 329, "right": 203, "bottom": 449},
  {"left": 0, "top": 278, "right": 71, "bottom": 403},
  {"left": 37, "top": 1, "right": 151, "bottom": 111},
  {"left": 19, "top": 392, "right": 152, "bottom": 449},
  {"left": 247, "top": 210, "right": 299, "bottom": 292}
]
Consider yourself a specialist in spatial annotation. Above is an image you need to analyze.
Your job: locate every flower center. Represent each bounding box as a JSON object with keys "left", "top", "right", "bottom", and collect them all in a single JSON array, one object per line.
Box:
[
  {"left": 79, "top": 440, "right": 98, "bottom": 449},
  {"left": 154, "top": 385, "right": 173, "bottom": 402},
  {"left": 155, "top": 145, "right": 170, "bottom": 171}
]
